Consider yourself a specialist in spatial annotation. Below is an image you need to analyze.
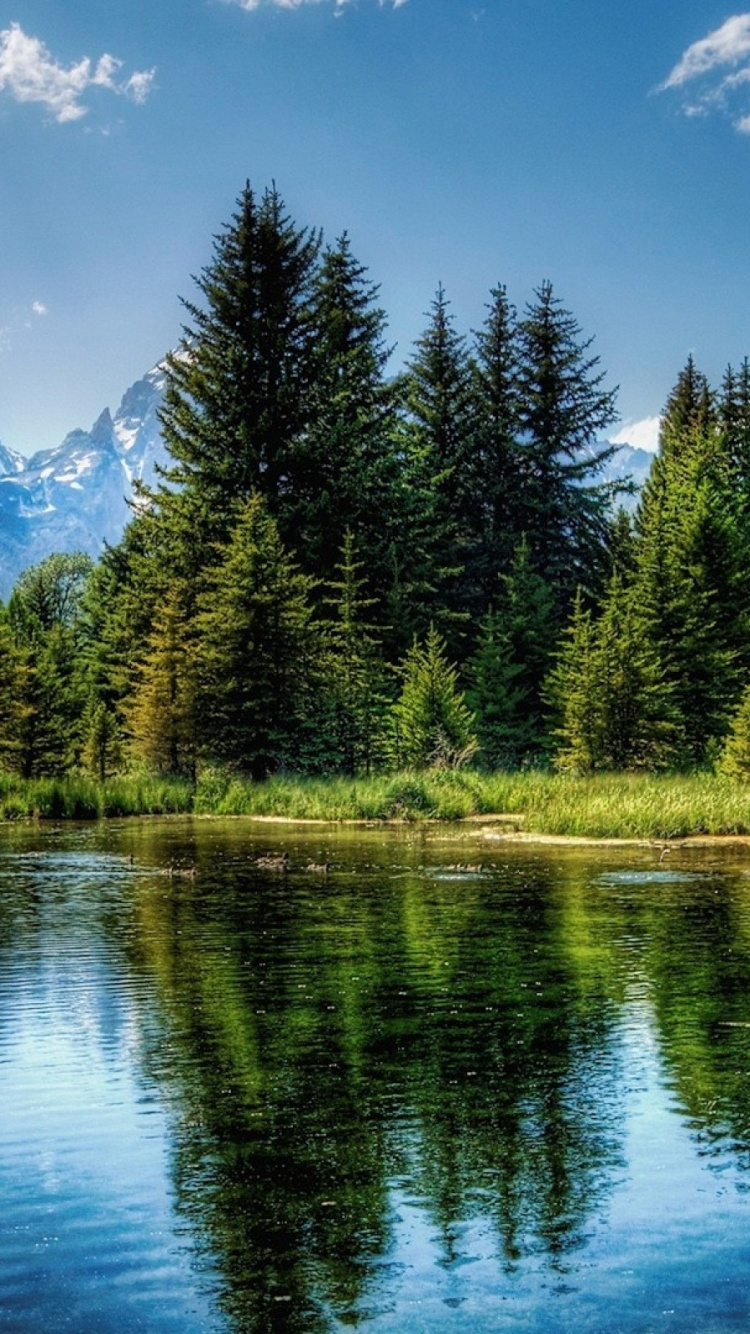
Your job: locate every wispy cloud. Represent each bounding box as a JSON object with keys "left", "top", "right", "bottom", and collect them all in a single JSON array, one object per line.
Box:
[
  {"left": 224, "top": 0, "right": 406, "bottom": 12},
  {"left": 0, "top": 23, "right": 155, "bottom": 124},
  {"left": 611, "top": 416, "right": 661, "bottom": 454},
  {"left": 659, "top": 14, "right": 750, "bottom": 133},
  {"left": 0, "top": 299, "right": 50, "bottom": 351}
]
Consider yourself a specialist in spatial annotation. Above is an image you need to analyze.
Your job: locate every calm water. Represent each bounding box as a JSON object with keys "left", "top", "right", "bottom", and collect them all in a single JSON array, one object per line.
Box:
[{"left": 2, "top": 820, "right": 750, "bottom": 1332}]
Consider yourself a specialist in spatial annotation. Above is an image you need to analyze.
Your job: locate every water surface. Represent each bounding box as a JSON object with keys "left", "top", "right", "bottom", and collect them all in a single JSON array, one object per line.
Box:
[{"left": 2, "top": 819, "right": 750, "bottom": 1331}]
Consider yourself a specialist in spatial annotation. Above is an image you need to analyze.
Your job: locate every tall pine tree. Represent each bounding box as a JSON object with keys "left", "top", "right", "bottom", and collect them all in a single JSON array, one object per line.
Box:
[
  {"left": 470, "top": 283, "right": 522, "bottom": 603},
  {"left": 156, "top": 182, "right": 320, "bottom": 561},
  {"left": 395, "top": 286, "right": 476, "bottom": 653},
  {"left": 515, "top": 281, "right": 619, "bottom": 613}
]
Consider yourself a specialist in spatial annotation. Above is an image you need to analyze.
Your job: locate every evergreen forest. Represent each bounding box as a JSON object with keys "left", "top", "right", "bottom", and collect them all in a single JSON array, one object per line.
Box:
[{"left": 5, "top": 181, "right": 750, "bottom": 792}]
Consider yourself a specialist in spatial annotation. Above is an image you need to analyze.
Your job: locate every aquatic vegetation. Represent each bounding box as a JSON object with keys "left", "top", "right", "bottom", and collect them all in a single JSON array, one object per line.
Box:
[{"left": 2, "top": 766, "right": 750, "bottom": 840}]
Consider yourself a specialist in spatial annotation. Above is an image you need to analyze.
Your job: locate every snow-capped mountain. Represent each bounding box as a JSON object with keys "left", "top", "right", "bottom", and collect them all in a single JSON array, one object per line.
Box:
[
  {"left": 0, "top": 359, "right": 657, "bottom": 599},
  {"left": 0, "top": 363, "right": 168, "bottom": 598}
]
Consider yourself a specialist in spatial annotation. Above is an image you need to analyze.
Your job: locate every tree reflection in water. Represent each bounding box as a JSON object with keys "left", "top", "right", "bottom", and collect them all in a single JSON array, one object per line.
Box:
[
  {"left": 125, "top": 830, "right": 627, "bottom": 1331},
  {"left": 6, "top": 826, "right": 750, "bottom": 1332}
]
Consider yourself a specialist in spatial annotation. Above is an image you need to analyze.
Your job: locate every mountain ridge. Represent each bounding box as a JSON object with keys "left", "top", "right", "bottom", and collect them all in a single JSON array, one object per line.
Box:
[{"left": 0, "top": 364, "right": 655, "bottom": 599}]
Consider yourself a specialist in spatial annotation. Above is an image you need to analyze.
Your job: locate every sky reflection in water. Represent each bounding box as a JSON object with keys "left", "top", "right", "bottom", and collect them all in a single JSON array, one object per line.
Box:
[{"left": 1, "top": 823, "right": 750, "bottom": 1332}]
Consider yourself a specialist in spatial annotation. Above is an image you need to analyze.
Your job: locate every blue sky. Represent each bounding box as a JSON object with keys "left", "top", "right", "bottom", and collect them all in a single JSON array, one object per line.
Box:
[{"left": 1, "top": 1, "right": 750, "bottom": 455}]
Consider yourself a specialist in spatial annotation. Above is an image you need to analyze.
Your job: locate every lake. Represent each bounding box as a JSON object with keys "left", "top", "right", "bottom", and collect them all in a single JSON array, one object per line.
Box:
[{"left": 2, "top": 818, "right": 750, "bottom": 1332}]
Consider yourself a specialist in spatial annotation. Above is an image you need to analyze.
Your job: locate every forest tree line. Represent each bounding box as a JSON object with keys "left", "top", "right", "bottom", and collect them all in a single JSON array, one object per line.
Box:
[{"left": 3, "top": 181, "right": 750, "bottom": 782}]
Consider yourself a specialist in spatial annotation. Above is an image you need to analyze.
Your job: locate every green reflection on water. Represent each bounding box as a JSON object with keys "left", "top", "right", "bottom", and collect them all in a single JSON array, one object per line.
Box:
[{"left": 4, "top": 821, "right": 750, "bottom": 1331}]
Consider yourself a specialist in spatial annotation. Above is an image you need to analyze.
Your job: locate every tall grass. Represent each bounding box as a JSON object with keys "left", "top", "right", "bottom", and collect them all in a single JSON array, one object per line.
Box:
[
  {"left": 0, "top": 773, "right": 193, "bottom": 822},
  {"left": 192, "top": 767, "right": 750, "bottom": 839},
  {"left": 3, "top": 767, "right": 750, "bottom": 839}
]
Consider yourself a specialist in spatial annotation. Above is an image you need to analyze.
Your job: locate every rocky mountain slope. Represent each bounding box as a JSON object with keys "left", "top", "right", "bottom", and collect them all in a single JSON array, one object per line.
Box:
[
  {"left": 0, "top": 365, "right": 656, "bottom": 599},
  {"left": 0, "top": 364, "right": 166, "bottom": 598}
]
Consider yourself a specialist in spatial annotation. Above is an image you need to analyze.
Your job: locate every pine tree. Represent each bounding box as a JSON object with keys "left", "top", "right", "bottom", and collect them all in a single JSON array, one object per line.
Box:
[
  {"left": 469, "top": 539, "right": 557, "bottom": 766},
  {"left": 632, "top": 377, "right": 749, "bottom": 763},
  {"left": 284, "top": 234, "right": 400, "bottom": 599},
  {"left": 395, "top": 286, "right": 476, "bottom": 651},
  {"left": 515, "top": 281, "right": 619, "bottom": 611},
  {"left": 720, "top": 358, "right": 750, "bottom": 486},
  {"left": 7, "top": 556, "right": 92, "bottom": 776},
  {"left": 0, "top": 608, "right": 29, "bottom": 772},
  {"left": 76, "top": 509, "right": 175, "bottom": 773},
  {"left": 718, "top": 680, "right": 750, "bottom": 781},
  {"left": 593, "top": 575, "right": 679, "bottom": 770},
  {"left": 125, "top": 583, "right": 198, "bottom": 777},
  {"left": 467, "top": 613, "right": 526, "bottom": 769},
  {"left": 196, "top": 494, "right": 318, "bottom": 779},
  {"left": 156, "top": 182, "right": 320, "bottom": 560},
  {"left": 659, "top": 354, "right": 715, "bottom": 456},
  {"left": 606, "top": 506, "right": 637, "bottom": 581},
  {"left": 390, "top": 626, "right": 477, "bottom": 769},
  {"left": 82, "top": 700, "right": 122, "bottom": 781},
  {"left": 546, "top": 591, "right": 602, "bottom": 774},
  {"left": 8, "top": 612, "right": 82, "bottom": 778},
  {"left": 319, "top": 531, "right": 388, "bottom": 775},
  {"left": 470, "top": 283, "right": 522, "bottom": 601}
]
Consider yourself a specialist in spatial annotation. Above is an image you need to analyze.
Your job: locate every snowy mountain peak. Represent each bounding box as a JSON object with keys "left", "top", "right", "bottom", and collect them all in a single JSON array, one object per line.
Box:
[
  {"left": 0, "top": 358, "right": 658, "bottom": 600},
  {"left": 90, "top": 407, "right": 115, "bottom": 447},
  {"left": 0, "top": 440, "right": 26, "bottom": 478},
  {"left": 0, "top": 361, "right": 169, "bottom": 598}
]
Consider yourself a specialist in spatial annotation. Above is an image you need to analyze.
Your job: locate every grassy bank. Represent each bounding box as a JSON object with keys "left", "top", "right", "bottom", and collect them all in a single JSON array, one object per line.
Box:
[
  {"left": 191, "top": 768, "right": 750, "bottom": 839},
  {"left": 0, "top": 773, "right": 193, "bottom": 822},
  {"left": 4, "top": 768, "right": 750, "bottom": 840}
]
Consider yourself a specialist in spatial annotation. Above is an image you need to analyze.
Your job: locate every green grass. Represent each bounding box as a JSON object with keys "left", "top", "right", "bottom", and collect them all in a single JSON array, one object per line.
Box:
[
  {"left": 192, "top": 766, "right": 750, "bottom": 839},
  {"left": 0, "top": 773, "right": 193, "bottom": 822},
  {"left": 4, "top": 767, "right": 750, "bottom": 839}
]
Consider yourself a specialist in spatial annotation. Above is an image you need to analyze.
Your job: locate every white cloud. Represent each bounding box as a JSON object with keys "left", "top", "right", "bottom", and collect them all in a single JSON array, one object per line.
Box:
[
  {"left": 659, "top": 14, "right": 750, "bottom": 132},
  {"left": 611, "top": 416, "right": 661, "bottom": 454},
  {"left": 31, "top": 301, "right": 47, "bottom": 316},
  {"left": 661, "top": 14, "right": 750, "bottom": 89},
  {"left": 0, "top": 23, "right": 155, "bottom": 124}
]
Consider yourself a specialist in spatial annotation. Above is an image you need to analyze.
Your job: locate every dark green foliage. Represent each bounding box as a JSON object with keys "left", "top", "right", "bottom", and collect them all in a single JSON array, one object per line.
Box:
[
  {"left": 6, "top": 554, "right": 95, "bottom": 777},
  {"left": 82, "top": 699, "right": 122, "bottom": 782},
  {"left": 0, "top": 608, "right": 28, "bottom": 772},
  {"left": 632, "top": 388, "right": 749, "bottom": 763},
  {"left": 390, "top": 626, "right": 477, "bottom": 769},
  {"left": 470, "top": 283, "right": 522, "bottom": 598},
  {"left": 515, "top": 281, "right": 619, "bottom": 610},
  {"left": 606, "top": 507, "right": 637, "bottom": 581},
  {"left": 156, "top": 182, "right": 320, "bottom": 552},
  {"left": 720, "top": 358, "right": 750, "bottom": 486},
  {"left": 590, "top": 575, "right": 679, "bottom": 771},
  {"left": 468, "top": 613, "right": 525, "bottom": 769},
  {"left": 283, "top": 234, "right": 400, "bottom": 601},
  {"left": 659, "top": 354, "right": 715, "bottom": 455},
  {"left": 469, "top": 539, "right": 556, "bottom": 766},
  {"left": 13, "top": 186, "right": 750, "bottom": 786},
  {"left": 395, "top": 286, "right": 476, "bottom": 652},
  {"left": 195, "top": 494, "right": 318, "bottom": 779},
  {"left": 10, "top": 619, "right": 82, "bottom": 778},
  {"left": 318, "top": 532, "right": 388, "bottom": 775},
  {"left": 546, "top": 591, "right": 601, "bottom": 773}
]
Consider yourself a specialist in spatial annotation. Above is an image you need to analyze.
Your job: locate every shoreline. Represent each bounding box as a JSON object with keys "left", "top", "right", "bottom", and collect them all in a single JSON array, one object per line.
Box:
[
  {"left": 199, "top": 811, "right": 750, "bottom": 848},
  {"left": 4, "top": 771, "right": 750, "bottom": 844},
  {"left": 4, "top": 805, "right": 750, "bottom": 849}
]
